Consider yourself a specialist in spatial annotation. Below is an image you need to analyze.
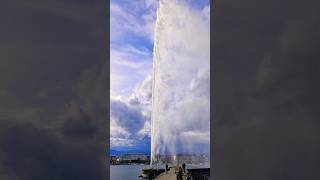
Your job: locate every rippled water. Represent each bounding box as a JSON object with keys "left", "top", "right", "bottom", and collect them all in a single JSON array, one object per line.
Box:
[{"left": 110, "top": 165, "right": 149, "bottom": 180}]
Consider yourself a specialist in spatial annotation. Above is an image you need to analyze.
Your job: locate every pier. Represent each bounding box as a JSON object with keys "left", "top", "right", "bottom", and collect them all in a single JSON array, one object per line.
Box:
[
  {"left": 155, "top": 167, "right": 180, "bottom": 180},
  {"left": 140, "top": 165, "right": 210, "bottom": 180}
]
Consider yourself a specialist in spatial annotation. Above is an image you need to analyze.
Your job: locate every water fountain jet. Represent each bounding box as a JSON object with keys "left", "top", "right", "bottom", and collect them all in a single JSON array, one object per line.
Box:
[{"left": 151, "top": 0, "right": 210, "bottom": 167}]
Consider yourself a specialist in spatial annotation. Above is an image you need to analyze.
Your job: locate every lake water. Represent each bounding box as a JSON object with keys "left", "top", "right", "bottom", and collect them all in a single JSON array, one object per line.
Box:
[{"left": 110, "top": 165, "right": 149, "bottom": 180}]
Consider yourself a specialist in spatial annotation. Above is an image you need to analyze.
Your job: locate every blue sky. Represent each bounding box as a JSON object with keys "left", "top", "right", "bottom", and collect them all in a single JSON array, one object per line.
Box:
[
  {"left": 110, "top": 0, "right": 157, "bottom": 153},
  {"left": 110, "top": 0, "right": 210, "bottom": 154}
]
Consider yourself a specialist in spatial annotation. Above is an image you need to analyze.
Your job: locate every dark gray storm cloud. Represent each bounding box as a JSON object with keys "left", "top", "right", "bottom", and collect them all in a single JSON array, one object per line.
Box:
[
  {"left": 0, "top": 0, "right": 107, "bottom": 179},
  {"left": 0, "top": 123, "right": 105, "bottom": 180},
  {"left": 213, "top": 0, "right": 320, "bottom": 179},
  {"left": 110, "top": 100, "right": 146, "bottom": 135}
]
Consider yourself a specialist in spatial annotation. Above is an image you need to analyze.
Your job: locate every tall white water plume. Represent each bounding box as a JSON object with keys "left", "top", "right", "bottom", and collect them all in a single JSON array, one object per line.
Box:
[{"left": 151, "top": 0, "right": 210, "bottom": 166}]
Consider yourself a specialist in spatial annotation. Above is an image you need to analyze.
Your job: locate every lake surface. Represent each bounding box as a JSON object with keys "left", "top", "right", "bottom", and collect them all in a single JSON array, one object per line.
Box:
[
  {"left": 110, "top": 164, "right": 210, "bottom": 180},
  {"left": 110, "top": 165, "right": 149, "bottom": 180}
]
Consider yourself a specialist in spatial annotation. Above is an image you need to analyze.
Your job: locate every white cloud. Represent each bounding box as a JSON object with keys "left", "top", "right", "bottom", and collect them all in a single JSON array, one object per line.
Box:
[
  {"left": 110, "top": 45, "right": 153, "bottom": 97},
  {"left": 110, "top": 0, "right": 157, "bottom": 42},
  {"left": 111, "top": 46, "right": 151, "bottom": 69},
  {"left": 110, "top": 42, "right": 153, "bottom": 147},
  {"left": 111, "top": 137, "right": 135, "bottom": 147},
  {"left": 110, "top": 0, "right": 157, "bottom": 98},
  {"left": 110, "top": 74, "right": 153, "bottom": 148}
]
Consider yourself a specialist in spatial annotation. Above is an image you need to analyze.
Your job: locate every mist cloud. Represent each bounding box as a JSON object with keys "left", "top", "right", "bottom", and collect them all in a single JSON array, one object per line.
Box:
[{"left": 151, "top": 0, "right": 210, "bottom": 157}]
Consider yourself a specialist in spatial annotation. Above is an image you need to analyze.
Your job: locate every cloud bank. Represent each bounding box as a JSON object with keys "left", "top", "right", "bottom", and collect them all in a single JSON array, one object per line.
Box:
[
  {"left": 0, "top": 0, "right": 107, "bottom": 179},
  {"left": 213, "top": 0, "right": 320, "bottom": 179},
  {"left": 110, "top": 0, "right": 157, "bottom": 98},
  {"left": 110, "top": 0, "right": 157, "bottom": 151},
  {"left": 110, "top": 74, "right": 152, "bottom": 149}
]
